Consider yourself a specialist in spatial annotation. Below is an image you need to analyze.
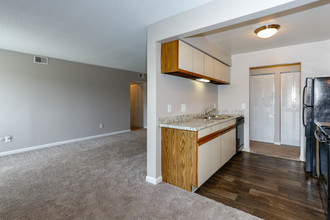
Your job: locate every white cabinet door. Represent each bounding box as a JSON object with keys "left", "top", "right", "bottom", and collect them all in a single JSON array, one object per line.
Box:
[
  {"left": 198, "top": 141, "right": 211, "bottom": 187},
  {"left": 221, "top": 64, "right": 230, "bottom": 83},
  {"left": 178, "top": 41, "right": 193, "bottom": 72},
  {"left": 221, "top": 129, "right": 236, "bottom": 167},
  {"left": 213, "top": 59, "right": 222, "bottom": 80},
  {"left": 210, "top": 136, "right": 221, "bottom": 175},
  {"left": 192, "top": 47, "right": 204, "bottom": 75},
  {"left": 204, "top": 54, "right": 214, "bottom": 78}
]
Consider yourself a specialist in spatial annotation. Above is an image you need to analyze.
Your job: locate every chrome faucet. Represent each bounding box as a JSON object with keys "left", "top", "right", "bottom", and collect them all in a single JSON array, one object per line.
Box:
[{"left": 203, "top": 105, "right": 217, "bottom": 117}]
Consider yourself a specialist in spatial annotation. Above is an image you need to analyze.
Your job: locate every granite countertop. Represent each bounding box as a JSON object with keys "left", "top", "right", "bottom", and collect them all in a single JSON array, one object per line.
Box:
[{"left": 159, "top": 110, "right": 244, "bottom": 131}]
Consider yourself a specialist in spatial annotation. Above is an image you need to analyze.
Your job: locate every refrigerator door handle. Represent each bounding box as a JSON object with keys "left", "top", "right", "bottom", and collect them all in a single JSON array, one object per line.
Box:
[
  {"left": 303, "top": 85, "right": 307, "bottom": 106},
  {"left": 302, "top": 85, "right": 307, "bottom": 127},
  {"left": 303, "top": 105, "right": 306, "bottom": 127}
]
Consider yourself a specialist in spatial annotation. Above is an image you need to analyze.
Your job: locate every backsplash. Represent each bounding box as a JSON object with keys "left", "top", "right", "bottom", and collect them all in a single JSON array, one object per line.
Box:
[{"left": 218, "top": 109, "right": 244, "bottom": 115}]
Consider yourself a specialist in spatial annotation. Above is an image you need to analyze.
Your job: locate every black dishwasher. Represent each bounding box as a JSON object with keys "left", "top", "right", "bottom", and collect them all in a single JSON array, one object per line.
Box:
[{"left": 236, "top": 116, "right": 244, "bottom": 153}]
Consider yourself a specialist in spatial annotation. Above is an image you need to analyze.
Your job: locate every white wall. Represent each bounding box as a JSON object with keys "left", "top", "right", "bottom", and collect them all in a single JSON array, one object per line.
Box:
[
  {"left": 146, "top": 0, "right": 315, "bottom": 182},
  {"left": 218, "top": 39, "right": 330, "bottom": 161},
  {"left": 0, "top": 48, "right": 143, "bottom": 154}
]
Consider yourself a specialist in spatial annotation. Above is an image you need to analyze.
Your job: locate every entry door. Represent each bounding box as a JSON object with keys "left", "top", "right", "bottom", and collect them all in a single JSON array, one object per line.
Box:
[
  {"left": 250, "top": 74, "right": 275, "bottom": 143},
  {"left": 281, "top": 72, "right": 300, "bottom": 146},
  {"left": 130, "top": 83, "right": 144, "bottom": 127}
]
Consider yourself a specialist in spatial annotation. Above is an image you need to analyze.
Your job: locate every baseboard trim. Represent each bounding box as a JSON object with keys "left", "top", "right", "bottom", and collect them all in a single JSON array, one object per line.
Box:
[
  {"left": 0, "top": 129, "right": 131, "bottom": 157},
  {"left": 274, "top": 142, "right": 281, "bottom": 145},
  {"left": 146, "top": 176, "right": 162, "bottom": 185}
]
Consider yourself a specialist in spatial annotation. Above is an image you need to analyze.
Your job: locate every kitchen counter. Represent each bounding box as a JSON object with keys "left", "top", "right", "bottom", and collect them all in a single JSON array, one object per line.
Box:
[
  {"left": 160, "top": 110, "right": 243, "bottom": 191},
  {"left": 159, "top": 111, "right": 243, "bottom": 131}
]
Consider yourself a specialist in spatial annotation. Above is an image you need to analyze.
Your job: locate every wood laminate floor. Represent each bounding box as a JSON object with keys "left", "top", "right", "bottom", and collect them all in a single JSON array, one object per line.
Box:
[
  {"left": 250, "top": 141, "right": 300, "bottom": 161},
  {"left": 195, "top": 152, "right": 327, "bottom": 220},
  {"left": 130, "top": 126, "right": 143, "bottom": 131}
]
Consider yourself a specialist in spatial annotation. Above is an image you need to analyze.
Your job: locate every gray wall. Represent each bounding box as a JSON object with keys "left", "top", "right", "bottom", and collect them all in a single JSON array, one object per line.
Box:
[{"left": 0, "top": 49, "right": 143, "bottom": 153}]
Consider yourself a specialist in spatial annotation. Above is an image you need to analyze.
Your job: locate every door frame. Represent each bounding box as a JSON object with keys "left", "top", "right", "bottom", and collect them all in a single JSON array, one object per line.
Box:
[{"left": 249, "top": 63, "right": 301, "bottom": 151}]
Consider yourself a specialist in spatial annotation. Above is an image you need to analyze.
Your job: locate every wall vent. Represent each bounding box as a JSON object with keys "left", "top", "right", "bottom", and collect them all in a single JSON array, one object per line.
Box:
[{"left": 34, "top": 56, "right": 48, "bottom": 64}]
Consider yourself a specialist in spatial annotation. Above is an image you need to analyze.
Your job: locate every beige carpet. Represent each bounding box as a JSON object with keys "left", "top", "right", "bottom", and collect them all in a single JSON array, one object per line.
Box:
[
  {"left": 0, "top": 129, "right": 259, "bottom": 219},
  {"left": 250, "top": 141, "right": 300, "bottom": 160}
]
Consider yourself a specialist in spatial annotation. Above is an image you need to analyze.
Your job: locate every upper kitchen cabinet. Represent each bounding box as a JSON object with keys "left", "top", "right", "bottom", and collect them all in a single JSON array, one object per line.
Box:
[
  {"left": 178, "top": 40, "right": 193, "bottom": 72},
  {"left": 161, "top": 40, "right": 230, "bottom": 85},
  {"left": 221, "top": 63, "right": 230, "bottom": 83},
  {"left": 192, "top": 47, "right": 204, "bottom": 75},
  {"left": 213, "top": 59, "right": 230, "bottom": 84},
  {"left": 204, "top": 54, "right": 214, "bottom": 78},
  {"left": 214, "top": 59, "right": 222, "bottom": 80}
]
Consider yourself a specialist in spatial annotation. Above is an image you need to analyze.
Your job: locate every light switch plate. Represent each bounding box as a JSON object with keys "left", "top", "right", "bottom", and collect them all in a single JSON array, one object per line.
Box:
[{"left": 181, "top": 104, "right": 186, "bottom": 112}]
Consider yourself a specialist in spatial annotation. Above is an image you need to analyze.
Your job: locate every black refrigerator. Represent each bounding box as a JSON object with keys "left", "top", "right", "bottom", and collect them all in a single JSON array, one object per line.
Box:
[{"left": 303, "top": 77, "right": 330, "bottom": 176}]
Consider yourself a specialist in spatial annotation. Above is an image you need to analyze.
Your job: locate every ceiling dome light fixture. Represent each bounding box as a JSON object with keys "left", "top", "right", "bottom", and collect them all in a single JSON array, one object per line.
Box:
[{"left": 255, "top": 24, "right": 280, "bottom": 39}]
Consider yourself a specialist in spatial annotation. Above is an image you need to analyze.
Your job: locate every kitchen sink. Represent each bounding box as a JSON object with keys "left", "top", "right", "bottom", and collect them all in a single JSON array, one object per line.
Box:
[
  {"left": 199, "top": 116, "right": 214, "bottom": 119},
  {"left": 198, "top": 115, "right": 232, "bottom": 120},
  {"left": 210, "top": 115, "right": 232, "bottom": 119}
]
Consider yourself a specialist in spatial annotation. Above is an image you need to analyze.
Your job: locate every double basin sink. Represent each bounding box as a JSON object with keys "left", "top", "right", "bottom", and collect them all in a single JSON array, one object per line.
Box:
[{"left": 197, "top": 114, "right": 233, "bottom": 120}]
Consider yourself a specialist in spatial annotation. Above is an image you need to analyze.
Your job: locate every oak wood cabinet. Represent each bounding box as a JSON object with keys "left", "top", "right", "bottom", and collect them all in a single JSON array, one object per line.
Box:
[
  {"left": 161, "top": 120, "right": 236, "bottom": 191},
  {"left": 161, "top": 40, "right": 230, "bottom": 85}
]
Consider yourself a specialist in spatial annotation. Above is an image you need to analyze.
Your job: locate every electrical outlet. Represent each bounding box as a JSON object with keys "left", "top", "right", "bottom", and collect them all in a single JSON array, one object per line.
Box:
[
  {"left": 181, "top": 104, "right": 186, "bottom": 112},
  {"left": 4, "top": 136, "right": 12, "bottom": 143},
  {"left": 241, "top": 103, "right": 246, "bottom": 109},
  {"left": 167, "top": 104, "right": 171, "bottom": 113},
  {"left": 99, "top": 123, "right": 104, "bottom": 129},
  {"left": 213, "top": 103, "right": 217, "bottom": 108}
]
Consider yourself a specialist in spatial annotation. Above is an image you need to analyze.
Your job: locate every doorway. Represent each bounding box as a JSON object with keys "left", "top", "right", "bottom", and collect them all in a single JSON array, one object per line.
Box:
[
  {"left": 130, "top": 82, "right": 145, "bottom": 130},
  {"left": 249, "top": 63, "right": 301, "bottom": 160}
]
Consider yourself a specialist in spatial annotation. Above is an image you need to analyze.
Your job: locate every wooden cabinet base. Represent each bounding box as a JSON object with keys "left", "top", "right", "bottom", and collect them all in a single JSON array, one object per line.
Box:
[
  {"left": 161, "top": 123, "right": 236, "bottom": 191},
  {"left": 161, "top": 128, "right": 198, "bottom": 191}
]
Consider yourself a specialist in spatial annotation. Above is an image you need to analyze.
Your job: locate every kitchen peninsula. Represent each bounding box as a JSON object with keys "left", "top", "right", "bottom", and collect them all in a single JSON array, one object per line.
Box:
[{"left": 159, "top": 111, "right": 243, "bottom": 191}]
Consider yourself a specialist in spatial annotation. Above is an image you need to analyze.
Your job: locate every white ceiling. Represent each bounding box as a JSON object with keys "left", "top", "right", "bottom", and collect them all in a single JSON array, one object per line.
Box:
[
  {"left": 204, "top": 3, "right": 330, "bottom": 55},
  {"left": 0, "top": 0, "right": 213, "bottom": 73}
]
